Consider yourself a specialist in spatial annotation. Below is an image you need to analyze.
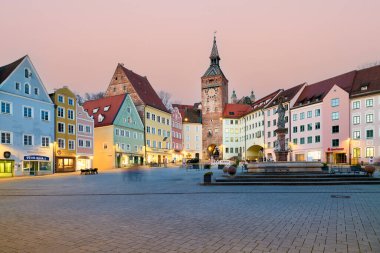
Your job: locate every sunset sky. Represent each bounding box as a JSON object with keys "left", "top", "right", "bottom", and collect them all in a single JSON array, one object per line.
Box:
[{"left": 1, "top": 0, "right": 380, "bottom": 104}]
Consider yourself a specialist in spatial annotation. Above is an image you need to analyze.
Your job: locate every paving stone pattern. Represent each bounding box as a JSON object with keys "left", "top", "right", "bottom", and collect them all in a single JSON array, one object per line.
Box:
[{"left": 1, "top": 168, "right": 380, "bottom": 252}]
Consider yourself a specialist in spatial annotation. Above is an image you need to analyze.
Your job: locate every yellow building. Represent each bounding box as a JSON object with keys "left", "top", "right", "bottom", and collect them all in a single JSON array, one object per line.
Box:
[
  {"left": 50, "top": 87, "right": 77, "bottom": 172},
  {"left": 105, "top": 64, "right": 172, "bottom": 164}
]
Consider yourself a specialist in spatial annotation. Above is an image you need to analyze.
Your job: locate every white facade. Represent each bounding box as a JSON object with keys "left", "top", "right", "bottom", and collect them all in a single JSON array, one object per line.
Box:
[
  {"left": 222, "top": 118, "right": 241, "bottom": 159},
  {"left": 182, "top": 123, "right": 202, "bottom": 160}
]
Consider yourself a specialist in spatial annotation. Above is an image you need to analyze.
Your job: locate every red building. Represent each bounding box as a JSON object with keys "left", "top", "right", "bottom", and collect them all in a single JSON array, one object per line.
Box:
[{"left": 171, "top": 106, "right": 183, "bottom": 162}]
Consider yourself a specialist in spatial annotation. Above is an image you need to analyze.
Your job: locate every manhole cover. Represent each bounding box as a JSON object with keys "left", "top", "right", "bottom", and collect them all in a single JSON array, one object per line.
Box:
[{"left": 331, "top": 195, "right": 351, "bottom": 199}]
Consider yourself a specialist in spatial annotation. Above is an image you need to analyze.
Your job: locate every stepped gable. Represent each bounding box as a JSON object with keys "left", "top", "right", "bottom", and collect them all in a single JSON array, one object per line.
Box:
[{"left": 83, "top": 94, "right": 126, "bottom": 127}]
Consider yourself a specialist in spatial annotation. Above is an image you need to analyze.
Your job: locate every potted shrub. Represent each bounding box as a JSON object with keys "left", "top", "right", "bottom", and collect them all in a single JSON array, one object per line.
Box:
[
  {"left": 204, "top": 171, "right": 213, "bottom": 184},
  {"left": 364, "top": 165, "right": 376, "bottom": 176},
  {"left": 228, "top": 166, "right": 236, "bottom": 176},
  {"left": 204, "top": 164, "right": 211, "bottom": 169}
]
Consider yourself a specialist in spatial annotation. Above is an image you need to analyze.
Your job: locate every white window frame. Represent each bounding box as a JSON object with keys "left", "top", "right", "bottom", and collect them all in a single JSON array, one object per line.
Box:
[
  {"left": 58, "top": 122, "right": 65, "bottom": 133},
  {"left": 23, "top": 134, "right": 33, "bottom": 146},
  {"left": 85, "top": 126, "right": 91, "bottom": 133},
  {"left": 24, "top": 83, "right": 31, "bottom": 94},
  {"left": 68, "top": 124, "right": 75, "bottom": 135},
  {"left": 41, "top": 136, "right": 50, "bottom": 147},
  {"left": 58, "top": 95, "right": 65, "bottom": 103},
  {"left": 0, "top": 131, "right": 13, "bottom": 144},
  {"left": 0, "top": 100, "right": 12, "bottom": 114},
  {"left": 67, "top": 109, "right": 75, "bottom": 120},
  {"left": 85, "top": 140, "right": 91, "bottom": 148},
  {"left": 57, "top": 106, "right": 65, "bottom": 118},
  {"left": 68, "top": 140, "right": 75, "bottom": 150},
  {"left": 78, "top": 139, "right": 84, "bottom": 147},
  {"left": 40, "top": 109, "right": 50, "bottom": 121},
  {"left": 78, "top": 124, "right": 84, "bottom": 132},
  {"left": 68, "top": 98, "right": 74, "bottom": 106},
  {"left": 58, "top": 138, "right": 65, "bottom": 149},
  {"left": 23, "top": 106, "right": 33, "bottom": 118}
]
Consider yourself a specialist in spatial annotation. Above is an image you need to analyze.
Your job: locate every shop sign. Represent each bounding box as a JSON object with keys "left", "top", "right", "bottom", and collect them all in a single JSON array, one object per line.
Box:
[
  {"left": 3, "top": 151, "right": 11, "bottom": 159},
  {"left": 24, "top": 155, "right": 49, "bottom": 161},
  {"left": 327, "top": 148, "right": 344, "bottom": 151}
]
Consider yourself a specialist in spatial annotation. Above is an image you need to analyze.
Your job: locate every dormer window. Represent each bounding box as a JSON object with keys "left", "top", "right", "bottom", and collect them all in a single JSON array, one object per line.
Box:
[
  {"left": 361, "top": 85, "right": 368, "bottom": 91},
  {"left": 24, "top": 83, "right": 30, "bottom": 94},
  {"left": 98, "top": 114, "right": 104, "bottom": 122},
  {"left": 229, "top": 112, "right": 234, "bottom": 115},
  {"left": 104, "top": 106, "right": 110, "bottom": 112},
  {"left": 92, "top": 108, "right": 99, "bottom": 113}
]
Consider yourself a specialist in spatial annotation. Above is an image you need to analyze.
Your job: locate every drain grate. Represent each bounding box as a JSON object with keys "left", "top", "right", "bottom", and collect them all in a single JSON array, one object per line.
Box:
[{"left": 331, "top": 195, "right": 351, "bottom": 199}]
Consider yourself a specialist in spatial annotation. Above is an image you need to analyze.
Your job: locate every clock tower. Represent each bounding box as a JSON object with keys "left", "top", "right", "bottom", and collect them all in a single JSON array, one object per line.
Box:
[{"left": 201, "top": 36, "right": 228, "bottom": 160}]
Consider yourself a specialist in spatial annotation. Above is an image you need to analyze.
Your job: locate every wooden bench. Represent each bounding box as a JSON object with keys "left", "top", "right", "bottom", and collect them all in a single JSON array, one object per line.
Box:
[{"left": 80, "top": 168, "right": 98, "bottom": 175}]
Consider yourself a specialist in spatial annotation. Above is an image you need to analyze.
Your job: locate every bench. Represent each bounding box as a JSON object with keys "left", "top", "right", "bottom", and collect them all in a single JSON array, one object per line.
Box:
[{"left": 80, "top": 168, "right": 98, "bottom": 175}]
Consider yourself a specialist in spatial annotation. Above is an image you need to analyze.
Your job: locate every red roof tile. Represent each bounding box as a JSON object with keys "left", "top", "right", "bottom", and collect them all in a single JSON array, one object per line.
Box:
[
  {"left": 351, "top": 65, "right": 380, "bottom": 97},
  {"left": 173, "top": 104, "right": 202, "bottom": 123},
  {"left": 83, "top": 94, "right": 126, "bottom": 127},
  {"left": 294, "top": 71, "right": 356, "bottom": 108},
  {"left": 120, "top": 65, "right": 168, "bottom": 113},
  {"left": 0, "top": 55, "right": 26, "bottom": 84},
  {"left": 223, "top": 104, "right": 253, "bottom": 118}
]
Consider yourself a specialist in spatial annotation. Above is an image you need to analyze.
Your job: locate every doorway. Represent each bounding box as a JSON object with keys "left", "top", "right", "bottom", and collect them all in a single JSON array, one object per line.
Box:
[{"left": 0, "top": 160, "right": 13, "bottom": 177}]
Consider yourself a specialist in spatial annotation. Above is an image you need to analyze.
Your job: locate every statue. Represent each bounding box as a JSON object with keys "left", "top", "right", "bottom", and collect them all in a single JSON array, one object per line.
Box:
[{"left": 277, "top": 97, "right": 286, "bottom": 129}]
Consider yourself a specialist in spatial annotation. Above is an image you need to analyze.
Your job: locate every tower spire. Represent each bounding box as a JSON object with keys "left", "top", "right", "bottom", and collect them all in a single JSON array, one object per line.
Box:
[{"left": 210, "top": 33, "right": 220, "bottom": 65}]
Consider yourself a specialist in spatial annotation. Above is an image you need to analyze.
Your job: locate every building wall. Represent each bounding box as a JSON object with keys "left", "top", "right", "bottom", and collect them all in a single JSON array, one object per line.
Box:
[
  {"left": 241, "top": 110, "right": 265, "bottom": 161},
  {"left": 93, "top": 125, "right": 115, "bottom": 170},
  {"left": 171, "top": 107, "right": 183, "bottom": 162},
  {"left": 183, "top": 123, "right": 202, "bottom": 160},
  {"left": 222, "top": 118, "right": 241, "bottom": 159},
  {"left": 144, "top": 106, "right": 172, "bottom": 163},
  {"left": 350, "top": 93, "right": 380, "bottom": 164},
  {"left": 76, "top": 104, "right": 94, "bottom": 170},
  {"left": 0, "top": 56, "right": 54, "bottom": 176}
]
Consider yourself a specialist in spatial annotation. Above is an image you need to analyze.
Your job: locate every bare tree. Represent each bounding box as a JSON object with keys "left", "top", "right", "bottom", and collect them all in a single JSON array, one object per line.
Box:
[
  {"left": 84, "top": 92, "right": 105, "bottom": 101},
  {"left": 158, "top": 90, "right": 173, "bottom": 111}
]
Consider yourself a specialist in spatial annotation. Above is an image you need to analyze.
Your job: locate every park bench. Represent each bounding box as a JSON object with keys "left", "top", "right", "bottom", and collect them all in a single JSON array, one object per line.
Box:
[{"left": 80, "top": 168, "right": 98, "bottom": 175}]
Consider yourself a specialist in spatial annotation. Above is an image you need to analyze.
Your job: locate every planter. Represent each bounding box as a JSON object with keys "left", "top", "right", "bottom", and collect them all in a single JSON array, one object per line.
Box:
[
  {"left": 228, "top": 166, "right": 236, "bottom": 176},
  {"left": 218, "top": 164, "right": 225, "bottom": 170},
  {"left": 204, "top": 173, "right": 212, "bottom": 184},
  {"left": 204, "top": 164, "right": 211, "bottom": 170},
  {"left": 223, "top": 166, "right": 228, "bottom": 174},
  {"left": 364, "top": 165, "right": 376, "bottom": 176}
]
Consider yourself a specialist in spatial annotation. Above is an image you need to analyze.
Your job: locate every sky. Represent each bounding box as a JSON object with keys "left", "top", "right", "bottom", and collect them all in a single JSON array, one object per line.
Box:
[{"left": 1, "top": 0, "right": 380, "bottom": 104}]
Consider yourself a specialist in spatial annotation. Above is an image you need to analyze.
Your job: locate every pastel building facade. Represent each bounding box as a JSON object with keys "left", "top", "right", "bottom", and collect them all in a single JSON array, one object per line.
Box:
[
  {"left": 83, "top": 94, "right": 144, "bottom": 170},
  {"left": 0, "top": 56, "right": 54, "bottom": 177},
  {"left": 105, "top": 64, "right": 172, "bottom": 164},
  {"left": 50, "top": 87, "right": 77, "bottom": 172},
  {"left": 76, "top": 104, "right": 94, "bottom": 170},
  {"left": 171, "top": 107, "right": 183, "bottom": 162},
  {"left": 350, "top": 65, "right": 380, "bottom": 164}
]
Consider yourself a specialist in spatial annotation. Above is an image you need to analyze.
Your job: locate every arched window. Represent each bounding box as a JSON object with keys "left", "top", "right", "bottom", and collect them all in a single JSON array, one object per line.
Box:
[{"left": 24, "top": 83, "right": 30, "bottom": 94}]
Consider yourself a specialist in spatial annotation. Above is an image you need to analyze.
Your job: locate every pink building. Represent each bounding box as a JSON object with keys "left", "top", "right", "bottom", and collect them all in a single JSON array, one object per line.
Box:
[
  {"left": 171, "top": 106, "right": 183, "bottom": 162},
  {"left": 76, "top": 104, "right": 94, "bottom": 170},
  {"left": 290, "top": 72, "right": 355, "bottom": 163}
]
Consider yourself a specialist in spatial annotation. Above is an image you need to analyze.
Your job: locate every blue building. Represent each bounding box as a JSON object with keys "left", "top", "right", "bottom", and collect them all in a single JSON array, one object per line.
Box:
[{"left": 0, "top": 56, "right": 55, "bottom": 177}]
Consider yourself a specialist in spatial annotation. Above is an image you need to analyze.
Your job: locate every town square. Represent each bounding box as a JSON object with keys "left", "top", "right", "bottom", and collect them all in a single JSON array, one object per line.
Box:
[{"left": 1, "top": 1, "right": 380, "bottom": 252}]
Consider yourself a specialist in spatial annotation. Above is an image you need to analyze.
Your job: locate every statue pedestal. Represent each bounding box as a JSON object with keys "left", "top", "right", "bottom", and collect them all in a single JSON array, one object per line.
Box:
[
  {"left": 274, "top": 128, "right": 288, "bottom": 162},
  {"left": 275, "top": 151, "right": 289, "bottom": 162}
]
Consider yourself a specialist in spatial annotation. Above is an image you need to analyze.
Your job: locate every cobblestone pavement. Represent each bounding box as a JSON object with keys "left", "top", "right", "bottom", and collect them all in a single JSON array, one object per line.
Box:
[{"left": 1, "top": 168, "right": 380, "bottom": 253}]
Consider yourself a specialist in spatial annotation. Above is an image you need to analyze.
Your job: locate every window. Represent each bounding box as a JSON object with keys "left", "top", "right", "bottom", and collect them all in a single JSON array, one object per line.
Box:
[
  {"left": 366, "top": 147, "right": 375, "bottom": 158},
  {"left": 167, "top": 119, "right": 170, "bottom": 125},
  {"left": 366, "top": 129, "right": 374, "bottom": 139},
  {"left": 1, "top": 132, "right": 12, "bottom": 144},
  {"left": 68, "top": 140, "right": 75, "bottom": 150},
  {"left": 366, "top": 114, "right": 374, "bottom": 123},
  {"left": 15, "top": 82, "right": 20, "bottom": 90},
  {"left": 67, "top": 109, "right": 75, "bottom": 120},
  {"left": 307, "top": 123, "right": 312, "bottom": 131},
  {"left": 353, "top": 116, "right": 360, "bottom": 125},
  {"left": 293, "top": 114, "right": 297, "bottom": 121},
  {"left": 300, "top": 137, "right": 305, "bottom": 144},
  {"left": 331, "top": 98, "right": 339, "bottom": 107},
  {"left": 273, "top": 119, "right": 277, "bottom": 126},
  {"left": 85, "top": 140, "right": 91, "bottom": 148},
  {"left": 293, "top": 126, "right": 298, "bottom": 133},
  {"left": 41, "top": 110, "right": 49, "bottom": 121},
  {"left": 315, "top": 109, "right": 320, "bottom": 117},
  {"left": 127, "top": 107, "right": 131, "bottom": 113},
  {"left": 85, "top": 126, "right": 91, "bottom": 133},
  {"left": 58, "top": 139, "right": 65, "bottom": 148},
  {"left": 23, "top": 135, "right": 33, "bottom": 146},
  {"left": 366, "top": 99, "right": 373, "bottom": 107},
  {"left": 225, "top": 147, "right": 229, "bottom": 153},
  {"left": 268, "top": 132, "right": 271, "bottom": 138},
  {"left": 315, "top": 122, "right": 320, "bottom": 130},
  {"left": 331, "top": 112, "right": 339, "bottom": 120},
  {"left": 78, "top": 124, "right": 84, "bottom": 132},
  {"left": 34, "top": 88, "right": 39, "bottom": 95},
  {"left": 152, "top": 127, "right": 156, "bottom": 134},
  {"left": 23, "top": 106, "right": 33, "bottom": 118},
  {"left": 307, "top": 111, "right": 312, "bottom": 118},
  {"left": 307, "top": 136, "right": 312, "bottom": 144},
  {"left": 158, "top": 142, "right": 162, "bottom": 149},
  {"left": 267, "top": 121, "right": 271, "bottom": 127},
  {"left": 24, "top": 83, "right": 30, "bottom": 94},
  {"left": 68, "top": 98, "right": 74, "bottom": 106},
  {"left": 57, "top": 107, "right": 64, "bottom": 118},
  {"left": 158, "top": 129, "right": 162, "bottom": 136},
  {"left": 92, "top": 108, "right": 99, "bottom": 114},
  {"left": 58, "top": 122, "right": 65, "bottom": 133},
  {"left": 68, "top": 124, "right": 75, "bottom": 134},
  {"left": 293, "top": 138, "right": 297, "bottom": 145},
  {"left": 157, "top": 116, "right": 161, "bottom": 123},
  {"left": 300, "top": 112, "right": 305, "bottom": 120},
  {"left": 352, "top": 101, "right": 360, "bottom": 109},
  {"left": 115, "top": 128, "right": 120, "bottom": 136},
  {"left": 300, "top": 125, "right": 305, "bottom": 132},
  {"left": 125, "top": 131, "right": 130, "bottom": 138},
  {"left": 120, "top": 130, "right": 125, "bottom": 136},
  {"left": 332, "top": 139, "right": 339, "bottom": 147},
  {"left": 353, "top": 148, "right": 361, "bottom": 158},
  {"left": 25, "top": 68, "right": 31, "bottom": 78},
  {"left": 41, "top": 137, "right": 50, "bottom": 147},
  {"left": 1, "top": 101, "right": 11, "bottom": 114},
  {"left": 353, "top": 131, "right": 360, "bottom": 139},
  {"left": 152, "top": 141, "right": 156, "bottom": 148},
  {"left": 267, "top": 110, "right": 270, "bottom": 116},
  {"left": 146, "top": 126, "right": 151, "bottom": 133},
  {"left": 147, "top": 140, "right": 151, "bottom": 147},
  {"left": 58, "top": 95, "right": 64, "bottom": 103},
  {"left": 332, "top": 125, "right": 339, "bottom": 134},
  {"left": 78, "top": 139, "right": 84, "bottom": 147},
  {"left": 315, "top": 135, "right": 320, "bottom": 143},
  {"left": 146, "top": 112, "right": 150, "bottom": 119},
  {"left": 152, "top": 114, "right": 156, "bottom": 121}
]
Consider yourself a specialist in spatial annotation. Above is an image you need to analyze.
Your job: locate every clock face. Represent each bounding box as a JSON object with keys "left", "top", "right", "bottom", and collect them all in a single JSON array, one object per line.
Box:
[{"left": 208, "top": 89, "right": 216, "bottom": 97}]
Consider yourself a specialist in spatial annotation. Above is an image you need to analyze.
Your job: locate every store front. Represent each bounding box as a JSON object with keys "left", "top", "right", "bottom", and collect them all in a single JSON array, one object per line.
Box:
[
  {"left": 326, "top": 148, "right": 348, "bottom": 164},
  {"left": 23, "top": 155, "right": 52, "bottom": 176},
  {"left": 76, "top": 156, "right": 92, "bottom": 170},
  {"left": 116, "top": 153, "right": 143, "bottom": 168},
  {"left": 0, "top": 159, "right": 14, "bottom": 177},
  {"left": 56, "top": 157, "right": 76, "bottom": 172}
]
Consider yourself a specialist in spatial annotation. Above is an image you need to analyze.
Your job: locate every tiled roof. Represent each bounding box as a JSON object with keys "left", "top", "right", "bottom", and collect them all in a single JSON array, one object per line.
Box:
[
  {"left": 223, "top": 104, "right": 253, "bottom": 118},
  {"left": 173, "top": 104, "right": 202, "bottom": 123},
  {"left": 83, "top": 94, "right": 126, "bottom": 127},
  {"left": 0, "top": 55, "right": 26, "bottom": 85},
  {"left": 251, "top": 89, "right": 282, "bottom": 111},
  {"left": 120, "top": 65, "right": 168, "bottom": 113},
  {"left": 294, "top": 71, "right": 356, "bottom": 108},
  {"left": 351, "top": 65, "right": 380, "bottom": 97},
  {"left": 266, "top": 83, "right": 306, "bottom": 108}
]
